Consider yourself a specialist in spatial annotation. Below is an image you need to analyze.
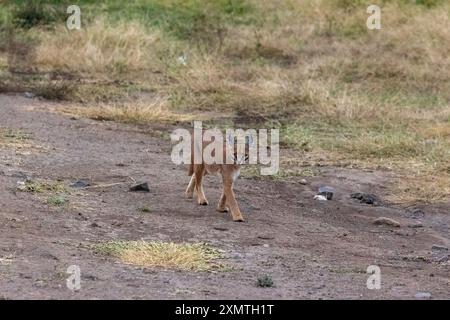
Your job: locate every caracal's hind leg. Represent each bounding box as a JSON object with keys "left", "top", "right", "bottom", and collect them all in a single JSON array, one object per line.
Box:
[
  {"left": 194, "top": 165, "right": 208, "bottom": 205},
  {"left": 217, "top": 191, "right": 228, "bottom": 212},
  {"left": 185, "top": 174, "right": 195, "bottom": 199}
]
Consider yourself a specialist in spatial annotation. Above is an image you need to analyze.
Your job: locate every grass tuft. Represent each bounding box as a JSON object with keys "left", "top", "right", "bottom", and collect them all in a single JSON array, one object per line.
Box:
[{"left": 93, "top": 240, "right": 225, "bottom": 271}]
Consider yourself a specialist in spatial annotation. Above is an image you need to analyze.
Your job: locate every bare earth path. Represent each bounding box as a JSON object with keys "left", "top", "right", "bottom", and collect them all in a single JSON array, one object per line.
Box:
[{"left": 0, "top": 94, "right": 449, "bottom": 299}]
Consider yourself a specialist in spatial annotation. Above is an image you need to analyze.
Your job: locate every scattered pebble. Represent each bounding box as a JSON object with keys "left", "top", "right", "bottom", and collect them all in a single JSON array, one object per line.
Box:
[
  {"left": 257, "top": 275, "right": 274, "bottom": 288},
  {"left": 12, "top": 171, "right": 30, "bottom": 180},
  {"left": 351, "top": 192, "right": 381, "bottom": 206},
  {"left": 436, "top": 255, "right": 449, "bottom": 263},
  {"left": 299, "top": 179, "right": 308, "bottom": 185},
  {"left": 16, "top": 181, "right": 26, "bottom": 191},
  {"left": 431, "top": 244, "right": 448, "bottom": 252},
  {"left": 129, "top": 182, "right": 150, "bottom": 192},
  {"left": 406, "top": 208, "right": 426, "bottom": 219},
  {"left": 318, "top": 186, "right": 334, "bottom": 200},
  {"left": 414, "top": 292, "right": 431, "bottom": 300},
  {"left": 314, "top": 195, "right": 328, "bottom": 201},
  {"left": 408, "top": 221, "right": 423, "bottom": 228},
  {"left": 70, "top": 180, "right": 90, "bottom": 188},
  {"left": 23, "top": 92, "right": 35, "bottom": 99},
  {"left": 373, "top": 217, "right": 401, "bottom": 228},
  {"left": 257, "top": 235, "right": 274, "bottom": 240},
  {"left": 213, "top": 227, "right": 228, "bottom": 231}
]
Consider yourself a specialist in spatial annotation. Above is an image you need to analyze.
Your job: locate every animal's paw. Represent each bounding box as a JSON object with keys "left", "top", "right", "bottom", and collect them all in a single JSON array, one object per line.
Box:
[
  {"left": 198, "top": 199, "right": 209, "bottom": 206},
  {"left": 217, "top": 206, "right": 229, "bottom": 212},
  {"left": 232, "top": 215, "right": 245, "bottom": 222}
]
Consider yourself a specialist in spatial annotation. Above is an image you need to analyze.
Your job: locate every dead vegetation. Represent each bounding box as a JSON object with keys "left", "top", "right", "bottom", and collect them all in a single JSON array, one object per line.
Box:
[{"left": 93, "top": 241, "right": 226, "bottom": 271}]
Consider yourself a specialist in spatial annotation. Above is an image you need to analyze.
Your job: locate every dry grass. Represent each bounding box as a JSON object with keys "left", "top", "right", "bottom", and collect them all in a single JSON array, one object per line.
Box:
[
  {"left": 93, "top": 241, "right": 225, "bottom": 271},
  {"left": 387, "top": 174, "right": 450, "bottom": 204},
  {"left": 0, "top": 127, "right": 44, "bottom": 152},
  {"left": 64, "top": 97, "right": 197, "bottom": 124},
  {"left": 34, "top": 19, "right": 164, "bottom": 78},
  {"left": 18, "top": 179, "right": 67, "bottom": 193}
]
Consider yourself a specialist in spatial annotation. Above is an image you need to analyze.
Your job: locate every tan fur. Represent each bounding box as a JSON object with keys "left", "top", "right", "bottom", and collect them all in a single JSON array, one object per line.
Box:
[{"left": 185, "top": 134, "right": 246, "bottom": 222}]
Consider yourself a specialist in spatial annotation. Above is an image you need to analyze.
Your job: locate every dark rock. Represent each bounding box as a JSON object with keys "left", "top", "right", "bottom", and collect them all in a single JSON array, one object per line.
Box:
[
  {"left": 406, "top": 208, "right": 426, "bottom": 219},
  {"left": 415, "top": 292, "right": 431, "bottom": 300},
  {"left": 373, "top": 217, "right": 401, "bottom": 228},
  {"left": 129, "top": 182, "right": 150, "bottom": 192},
  {"left": 12, "top": 171, "right": 31, "bottom": 181},
  {"left": 431, "top": 244, "right": 448, "bottom": 252},
  {"left": 407, "top": 221, "right": 423, "bottom": 228},
  {"left": 258, "top": 235, "right": 275, "bottom": 240},
  {"left": 351, "top": 192, "right": 381, "bottom": 206},
  {"left": 257, "top": 275, "right": 274, "bottom": 288},
  {"left": 84, "top": 274, "right": 99, "bottom": 281},
  {"left": 436, "top": 254, "right": 449, "bottom": 263},
  {"left": 213, "top": 227, "right": 228, "bottom": 231},
  {"left": 70, "top": 180, "right": 90, "bottom": 188},
  {"left": 318, "top": 186, "right": 334, "bottom": 200}
]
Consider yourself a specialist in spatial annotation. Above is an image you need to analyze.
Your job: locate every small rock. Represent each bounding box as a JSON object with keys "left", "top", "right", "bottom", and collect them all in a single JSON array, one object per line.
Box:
[
  {"left": 257, "top": 275, "right": 274, "bottom": 288},
  {"left": 373, "top": 217, "right": 401, "bottom": 228},
  {"left": 257, "top": 235, "right": 274, "bottom": 240},
  {"left": 90, "top": 222, "right": 101, "bottom": 228},
  {"left": 299, "top": 179, "right": 308, "bottom": 185},
  {"left": 84, "top": 274, "right": 99, "bottom": 281},
  {"left": 16, "top": 181, "right": 26, "bottom": 191},
  {"left": 406, "top": 208, "right": 425, "bottom": 219},
  {"left": 414, "top": 292, "right": 431, "bottom": 300},
  {"left": 431, "top": 244, "right": 448, "bottom": 252},
  {"left": 318, "top": 186, "right": 334, "bottom": 200},
  {"left": 23, "top": 92, "right": 35, "bottom": 99},
  {"left": 314, "top": 195, "right": 328, "bottom": 201},
  {"left": 213, "top": 227, "right": 228, "bottom": 231},
  {"left": 408, "top": 221, "right": 423, "bottom": 228},
  {"left": 129, "top": 182, "right": 150, "bottom": 192},
  {"left": 262, "top": 244, "right": 270, "bottom": 248},
  {"left": 436, "top": 254, "right": 449, "bottom": 263},
  {"left": 70, "top": 180, "right": 90, "bottom": 188},
  {"left": 12, "top": 171, "right": 30, "bottom": 180},
  {"left": 351, "top": 192, "right": 381, "bottom": 206}
]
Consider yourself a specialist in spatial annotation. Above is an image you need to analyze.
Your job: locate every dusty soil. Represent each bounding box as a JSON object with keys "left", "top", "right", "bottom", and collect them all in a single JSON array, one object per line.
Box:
[{"left": 0, "top": 94, "right": 449, "bottom": 299}]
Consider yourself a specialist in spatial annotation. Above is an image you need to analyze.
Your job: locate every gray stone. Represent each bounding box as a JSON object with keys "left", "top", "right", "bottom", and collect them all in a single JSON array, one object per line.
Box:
[
  {"left": 414, "top": 292, "right": 431, "bottom": 300},
  {"left": 431, "top": 244, "right": 448, "bottom": 252},
  {"left": 129, "top": 182, "right": 150, "bottom": 192},
  {"left": 373, "top": 217, "right": 401, "bottom": 228},
  {"left": 318, "top": 186, "right": 334, "bottom": 200}
]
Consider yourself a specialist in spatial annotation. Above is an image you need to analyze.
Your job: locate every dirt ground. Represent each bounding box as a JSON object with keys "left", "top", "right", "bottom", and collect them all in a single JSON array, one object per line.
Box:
[{"left": 0, "top": 94, "right": 449, "bottom": 299}]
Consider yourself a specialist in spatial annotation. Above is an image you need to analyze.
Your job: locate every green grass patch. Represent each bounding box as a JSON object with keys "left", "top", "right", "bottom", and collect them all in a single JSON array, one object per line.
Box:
[{"left": 47, "top": 194, "right": 68, "bottom": 206}]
